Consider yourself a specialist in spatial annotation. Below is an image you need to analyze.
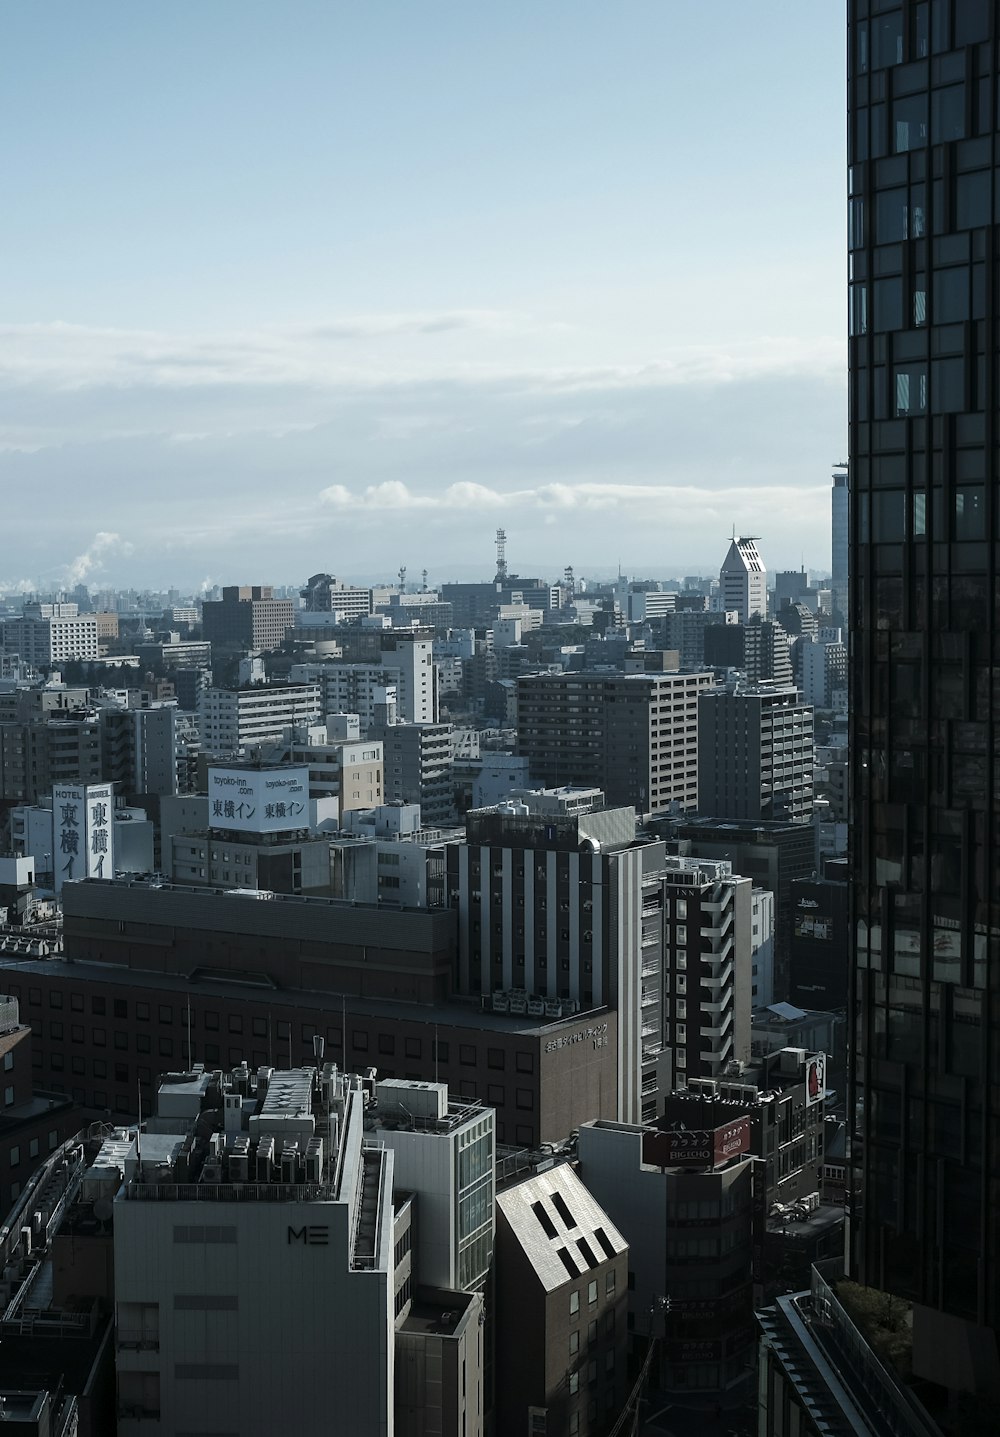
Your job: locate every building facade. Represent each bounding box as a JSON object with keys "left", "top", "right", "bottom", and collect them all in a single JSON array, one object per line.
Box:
[
  {"left": 516, "top": 670, "right": 713, "bottom": 816},
  {"left": 719, "top": 537, "right": 767, "bottom": 624},
  {"left": 698, "top": 683, "right": 815, "bottom": 824},
  {"left": 847, "top": 0, "right": 1000, "bottom": 1401},
  {"left": 200, "top": 585, "right": 294, "bottom": 650}
]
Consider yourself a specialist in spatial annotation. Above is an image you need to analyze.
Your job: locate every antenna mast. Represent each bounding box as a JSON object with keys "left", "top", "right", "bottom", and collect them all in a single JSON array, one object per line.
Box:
[
  {"left": 494, "top": 528, "right": 508, "bottom": 584},
  {"left": 397, "top": 565, "right": 407, "bottom": 593}
]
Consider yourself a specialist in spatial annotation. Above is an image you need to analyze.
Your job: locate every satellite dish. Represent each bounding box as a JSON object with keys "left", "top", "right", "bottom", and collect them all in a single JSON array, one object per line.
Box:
[{"left": 93, "top": 1198, "right": 113, "bottom": 1224}]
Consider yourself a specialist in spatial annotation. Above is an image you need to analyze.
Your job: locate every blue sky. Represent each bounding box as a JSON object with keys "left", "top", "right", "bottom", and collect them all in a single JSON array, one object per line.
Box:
[{"left": 1, "top": 2, "right": 846, "bottom": 591}]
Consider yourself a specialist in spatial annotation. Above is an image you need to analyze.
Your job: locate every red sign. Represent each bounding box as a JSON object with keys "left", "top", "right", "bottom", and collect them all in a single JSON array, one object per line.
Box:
[
  {"left": 642, "top": 1117, "right": 752, "bottom": 1169},
  {"left": 712, "top": 1117, "right": 751, "bottom": 1165}
]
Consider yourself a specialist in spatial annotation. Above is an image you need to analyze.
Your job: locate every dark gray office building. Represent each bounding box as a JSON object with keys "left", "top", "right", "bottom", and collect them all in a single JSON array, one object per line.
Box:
[{"left": 848, "top": 0, "right": 1000, "bottom": 1406}]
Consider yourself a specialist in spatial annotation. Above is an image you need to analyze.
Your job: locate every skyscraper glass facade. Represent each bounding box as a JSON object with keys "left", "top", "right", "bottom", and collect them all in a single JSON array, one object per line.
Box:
[{"left": 848, "top": 0, "right": 1000, "bottom": 1383}]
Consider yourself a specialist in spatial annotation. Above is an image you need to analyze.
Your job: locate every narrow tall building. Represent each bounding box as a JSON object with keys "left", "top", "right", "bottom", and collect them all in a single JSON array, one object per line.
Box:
[
  {"left": 831, "top": 463, "right": 849, "bottom": 624},
  {"left": 848, "top": 0, "right": 1000, "bottom": 1407},
  {"left": 718, "top": 536, "right": 767, "bottom": 623}
]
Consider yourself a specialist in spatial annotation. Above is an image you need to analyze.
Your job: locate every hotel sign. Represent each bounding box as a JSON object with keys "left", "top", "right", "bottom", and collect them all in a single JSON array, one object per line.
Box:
[{"left": 52, "top": 782, "right": 114, "bottom": 892}]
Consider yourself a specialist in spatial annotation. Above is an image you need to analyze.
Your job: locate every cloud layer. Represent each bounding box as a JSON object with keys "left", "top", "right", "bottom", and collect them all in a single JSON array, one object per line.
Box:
[{"left": 0, "top": 314, "right": 846, "bottom": 589}]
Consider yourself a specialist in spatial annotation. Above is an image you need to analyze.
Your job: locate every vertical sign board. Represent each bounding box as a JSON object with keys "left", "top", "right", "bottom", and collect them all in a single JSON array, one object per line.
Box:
[
  {"left": 805, "top": 1052, "right": 826, "bottom": 1107},
  {"left": 53, "top": 783, "right": 115, "bottom": 893}
]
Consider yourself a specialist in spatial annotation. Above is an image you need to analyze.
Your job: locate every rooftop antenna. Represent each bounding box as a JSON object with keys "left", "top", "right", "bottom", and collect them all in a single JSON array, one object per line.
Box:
[
  {"left": 398, "top": 565, "right": 407, "bottom": 593},
  {"left": 494, "top": 528, "right": 508, "bottom": 584},
  {"left": 421, "top": 568, "right": 428, "bottom": 593}
]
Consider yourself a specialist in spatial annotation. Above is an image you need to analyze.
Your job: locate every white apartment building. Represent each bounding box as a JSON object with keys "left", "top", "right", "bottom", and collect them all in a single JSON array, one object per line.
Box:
[
  {"left": 198, "top": 683, "right": 322, "bottom": 755},
  {"left": 658, "top": 854, "right": 753, "bottom": 1091},
  {"left": 2, "top": 604, "right": 100, "bottom": 666}
]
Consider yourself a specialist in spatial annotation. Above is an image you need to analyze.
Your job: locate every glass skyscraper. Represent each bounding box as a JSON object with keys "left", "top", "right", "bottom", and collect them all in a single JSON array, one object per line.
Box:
[{"left": 848, "top": 0, "right": 1000, "bottom": 1400}]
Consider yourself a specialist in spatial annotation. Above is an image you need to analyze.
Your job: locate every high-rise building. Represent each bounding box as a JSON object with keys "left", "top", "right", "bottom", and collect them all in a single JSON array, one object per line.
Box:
[
  {"left": 719, "top": 537, "right": 767, "bottom": 623},
  {"left": 848, "top": 0, "right": 1000, "bottom": 1408},
  {"left": 831, "top": 463, "right": 849, "bottom": 624},
  {"left": 698, "top": 683, "right": 814, "bottom": 824},
  {"left": 201, "top": 585, "right": 294, "bottom": 651},
  {"left": 516, "top": 670, "right": 714, "bottom": 816}
]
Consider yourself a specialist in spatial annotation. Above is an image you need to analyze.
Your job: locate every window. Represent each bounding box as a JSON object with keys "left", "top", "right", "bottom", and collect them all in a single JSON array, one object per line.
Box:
[
  {"left": 252, "top": 1018, "right": 267, "bottom": 1038},
  {"left": 352, "top": 1031, "right": 369, "bottom": 1052},
  {"left": 607, "top": 1269, "right": 616, "bottom": 1296},
  {"left": 516, "top": 1089, "right": 533, "bottom": 1110},
  {"left": 404, "top": 1038, "right": 422, "bottom": 1059},
  {"left": 228, "top": 1016, "right": 243, "bottom": 1035},
  {"left": 113, "top": 1000, "right": 128, "bottom": 1019},
  {"left": 569, "top": 1331, "right": 579, "bottom": 1356},
  {"left": 460, "top": 1045, "right": 476, "bottom": 1066},
  {"left": 588, "top": 1279, "right": 598, "bottom": 1305},
  {"left": 9, "top": 1147, "right": 19, "bottom": 1168},
  {"left": 91, "top": 997, "right": 105, "bottom": 1016},
  {"left": 92, "top": 1028, "right": 106, "bottom": 1048},
  {"left": 70, "top": 994, "right": 84, "bottom": 1013},
  {"left": 570, "top": 1291, "right": 580, "bottom": 1316},
  {"left": 378, "top": 1034, "right": 396, "bottom": 1057},
  {"left": 204, "top": 1012, "right": 219, "bottom": 1031},
  {"left": 3, "top": 1088, "right": 12, "bottom": 1107},
  {"left": 93, "top": 1059, "right": 107, "bottom": 1078},
  {"left": 159, "top": 1039, "right": 173, "bottom": 1058},
  {"left": 136, "top": 1003, "right": 150, "bottom": 1022},
  {"left": 49, "top": 992, "right": 63, "bottom": 1010},
  {"left": 568, "top": 1372, "right": 579, "bottom": 1395},
  {"left": 158, "top": 1007, "right": 172, "bottom": 1025},
  {"left": 114, "top": 1032, "right": 128, "bottom": 1051}
]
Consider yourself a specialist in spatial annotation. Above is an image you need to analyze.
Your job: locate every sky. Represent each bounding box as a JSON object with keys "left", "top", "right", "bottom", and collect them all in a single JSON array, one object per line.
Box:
[{"left": 1, "top": 2, "right": 847, "bottom": 593}]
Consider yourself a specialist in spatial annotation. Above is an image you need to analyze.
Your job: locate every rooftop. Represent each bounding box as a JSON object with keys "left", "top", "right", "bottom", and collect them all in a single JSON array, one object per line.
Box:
[{"left": 496, "top": 1160, "right": 626, "bottom": 1294}]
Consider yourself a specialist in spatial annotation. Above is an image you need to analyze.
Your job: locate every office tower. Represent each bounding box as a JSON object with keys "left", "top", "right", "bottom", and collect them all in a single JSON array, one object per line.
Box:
[
  {"left": 113, "top": 1064, "right": 487, "bottom": 1436},
  {"left": 200, "top": 584, "right": 294, "bottom": 650},
  {"left": 719, "top": 536, "right": 767, "bottom": 623},
  {"left": 698, "top": 683, "right": 814, "bottom": 824},
  {"left": 448, "top": 795, "right": 753, "bottom": 1121},
  {"left": 448, "top": 793, "right": 657, "bottom": 1123},
  {"left": 831, "top": 464, "right": 849, "bottom": 623},
  {"left": 516, "top": 670, "right": 714, "bottom": 816},
  {"left": 848, "top": 0, "right": 1000, "bottom": 1407}
]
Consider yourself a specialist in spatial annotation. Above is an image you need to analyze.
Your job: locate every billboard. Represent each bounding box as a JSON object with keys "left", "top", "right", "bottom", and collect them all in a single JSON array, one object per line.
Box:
[
  {"left": 641, "top": 1116, "right": 752, "bottom": 1170},
  {"left": 208, "top": 766, "right": 310, "bottom": 836},
  {"left": 805, "top": 1051, "right": 826, "bottom": 1106},
  {"left": 53, "top": 782, "right": 114, "bottom": 892}
]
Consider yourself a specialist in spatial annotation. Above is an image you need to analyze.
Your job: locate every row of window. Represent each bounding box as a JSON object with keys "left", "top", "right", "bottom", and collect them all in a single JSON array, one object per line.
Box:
[{"left": 21, "top": 999, "right": 535, "bottom": 1071}]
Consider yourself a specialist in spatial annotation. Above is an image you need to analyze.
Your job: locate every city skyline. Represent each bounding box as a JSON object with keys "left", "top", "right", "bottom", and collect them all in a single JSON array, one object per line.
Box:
[{"left": 2, "top": 3, "right": 846, "bottom": 589}]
